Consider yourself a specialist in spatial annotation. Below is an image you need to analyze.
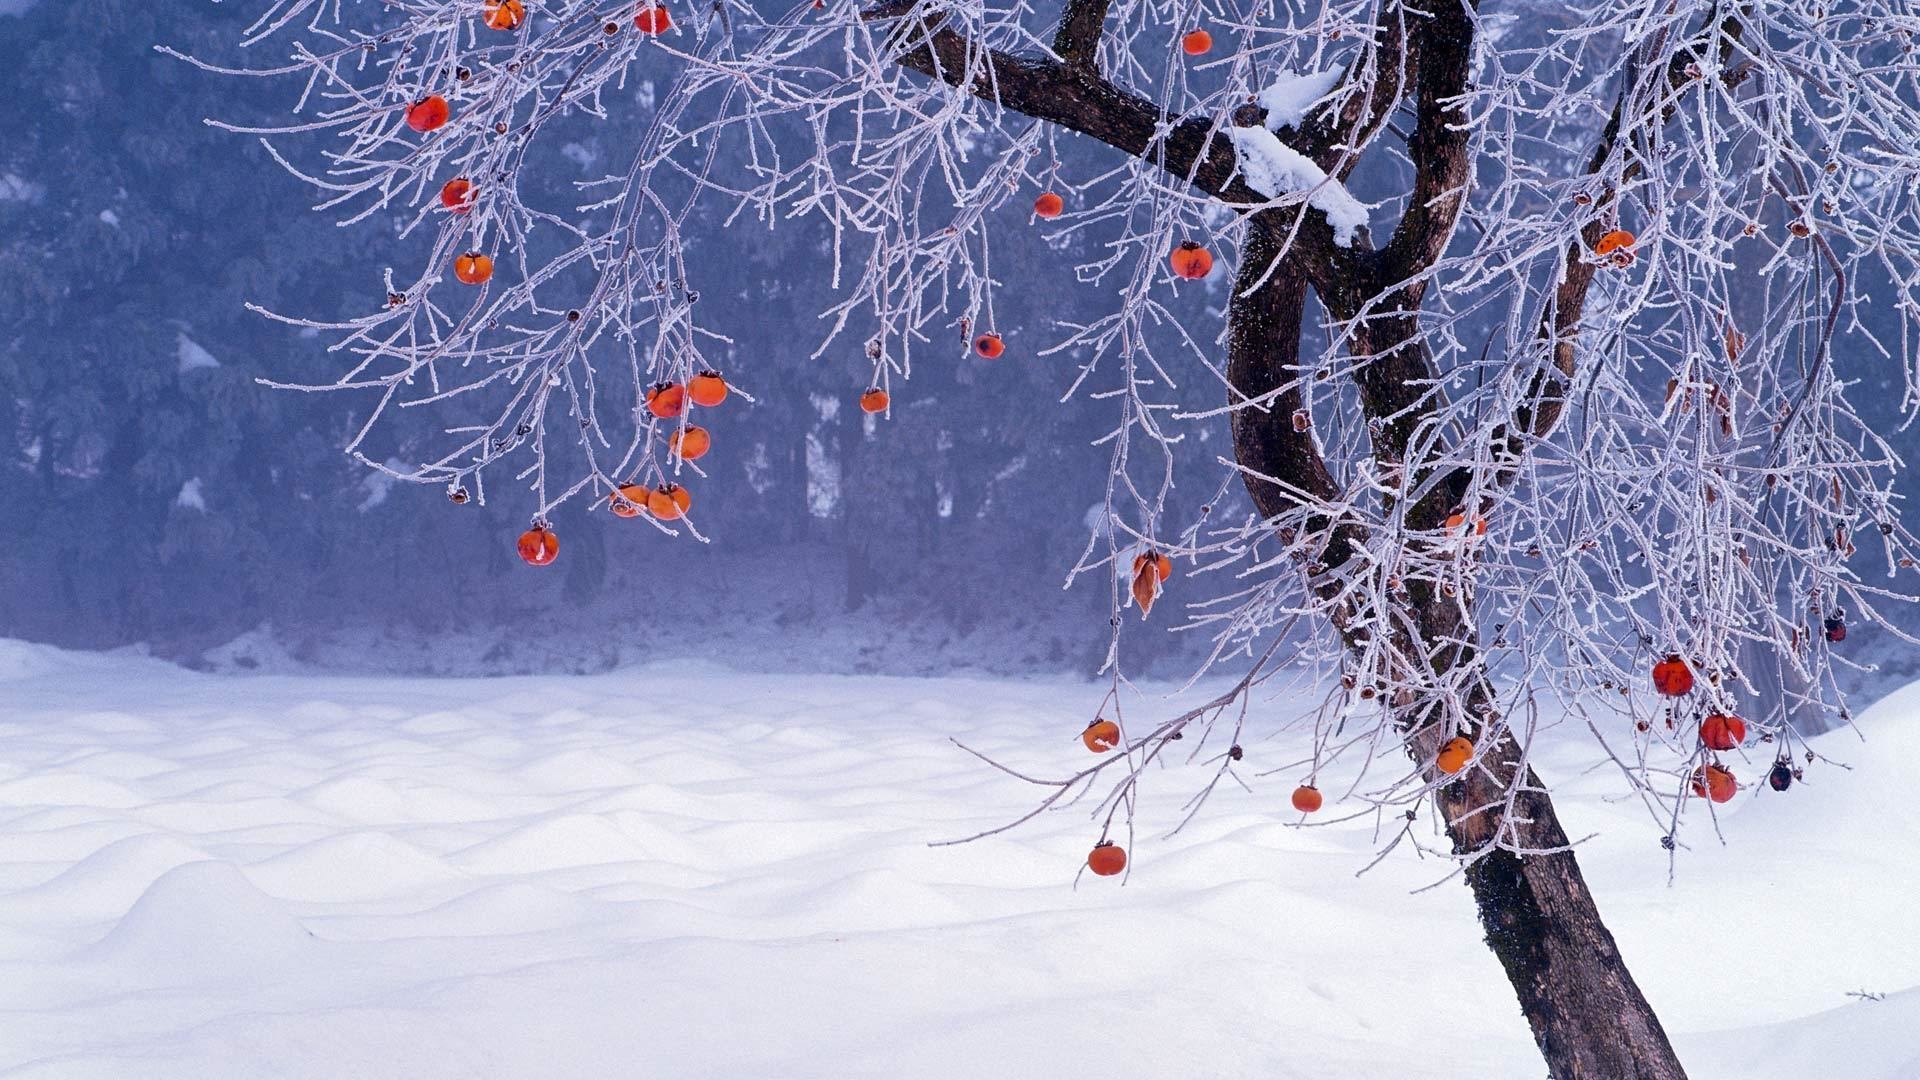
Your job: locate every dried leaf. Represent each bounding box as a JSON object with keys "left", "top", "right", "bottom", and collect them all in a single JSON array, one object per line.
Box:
[{"left": 1131, "top": 562, "right": 1159, "bottom": 617}]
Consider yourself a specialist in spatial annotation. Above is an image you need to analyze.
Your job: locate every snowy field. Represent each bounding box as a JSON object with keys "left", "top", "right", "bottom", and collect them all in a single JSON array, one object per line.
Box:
[{"left": 1, "top": 640, "right": 1916, "bottom": 1079}]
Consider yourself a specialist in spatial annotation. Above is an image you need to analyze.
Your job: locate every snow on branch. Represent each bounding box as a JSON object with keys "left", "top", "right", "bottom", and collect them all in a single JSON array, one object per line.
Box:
[
  {"left": 1226, "top": 124, "right": 1369, "bottom": 246},
  {"left": 1256, "top": 68, "right": 1344, "bottom": 132}
]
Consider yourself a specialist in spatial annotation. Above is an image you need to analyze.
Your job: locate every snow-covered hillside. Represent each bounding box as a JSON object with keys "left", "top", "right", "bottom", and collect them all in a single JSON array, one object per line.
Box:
[{"left": 0, "top": 640, "right": 1915, "bottom": 1078}]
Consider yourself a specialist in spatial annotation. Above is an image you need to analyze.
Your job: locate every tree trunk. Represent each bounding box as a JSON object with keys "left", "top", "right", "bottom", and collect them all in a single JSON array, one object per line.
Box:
[
  {"left": 1421, "top": 706, "right": 1687, "bottom": 1078},
  {"left": 1227, "top": 218, "right": 1687, "bottom": 1080}
]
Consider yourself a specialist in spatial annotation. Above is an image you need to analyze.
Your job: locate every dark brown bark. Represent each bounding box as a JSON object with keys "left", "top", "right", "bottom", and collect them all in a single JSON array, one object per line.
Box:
[
  {"left": 1379, "top": 0, "right": 1477, "bottom": 288},
  {"left": 1049, "top": 0, "right": 1112, "bottom": 68},
  {"left": 1232, "top": 215, "right": 1687, "bottom": 1079},
  {"left": 1407, "top": 583, "right": 1685, "bottom": 1077},
  {"left": 1225, "top": 222, "right": 1344, "bottom": 541},
  {"left": 1434, "top": 723, "right": 1686, "bottom": 1078}
]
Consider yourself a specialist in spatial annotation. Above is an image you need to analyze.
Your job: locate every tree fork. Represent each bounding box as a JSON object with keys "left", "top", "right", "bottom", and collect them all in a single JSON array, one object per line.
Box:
[{"left": 1232, "top": 215, "right": 1687, "bottom": 1078}]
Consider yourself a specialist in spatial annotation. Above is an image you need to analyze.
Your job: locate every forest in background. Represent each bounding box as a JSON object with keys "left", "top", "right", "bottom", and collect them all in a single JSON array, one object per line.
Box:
[
  {"left": 0, "top": 0, "right": 1235, "bottom": 677},
  {"left": 3, "top": 0, "right": 1915, "bottom": 695}
]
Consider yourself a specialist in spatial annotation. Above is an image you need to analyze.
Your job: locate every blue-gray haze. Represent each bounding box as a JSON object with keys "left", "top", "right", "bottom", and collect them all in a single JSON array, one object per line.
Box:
[{"left": 2, "top": 2, "right": 1914, "bottom": 702}]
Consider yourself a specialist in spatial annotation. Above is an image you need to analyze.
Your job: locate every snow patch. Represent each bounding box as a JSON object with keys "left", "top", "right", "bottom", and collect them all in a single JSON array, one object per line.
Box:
[
  {"left": 98, "top": 209, "right": 120, "bottom": 227},
  {"left": 175, "top": 477, "right": 206, "bottom": 511},
  {"left": 1258, "top": 68, "right": 1344, "bottom": 131},
  {"left": 87, "top": 860, "right": 318, "bottom": 975},
  {"left": 357, "top": 459, "right": 410, "bottom": 511},
  {"left": 0, "top": 834, "right": 213, "bottom": 923},
  {"left": 176, "top": 332, "right": 220, "bottom": 373},
  {"left": 0, "top": 173, "right": 45, "bottom": 203},
  {"left": 1227, "top": 125, "right": 1370, "bottom": 247},
  {"left": 358, "top": 471, "right": 394, "bottom": 511},
  {"left": 247, "top": 832, "right": 470, "bottom": 903},
  {"left": 1, "top": 644, "right": 1916, "bottom": 1076}
]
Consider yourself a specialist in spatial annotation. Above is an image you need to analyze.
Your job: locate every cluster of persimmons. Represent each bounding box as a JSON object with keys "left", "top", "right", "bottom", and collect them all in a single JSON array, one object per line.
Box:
[
  {"left": 510, "top": 371, "right": 726, "bottom": 565},
  {"left": 1651, "top": 652, "right": 1814, "bottom": 800},
  {"left": 413, "top": 1, "right": 1225, "bottom": 566},
  {"left": 1070, "top": 644, "right": 1825, "bottom": 879}
]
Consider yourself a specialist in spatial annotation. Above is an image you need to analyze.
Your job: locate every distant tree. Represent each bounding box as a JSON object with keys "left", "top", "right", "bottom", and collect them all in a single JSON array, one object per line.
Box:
[{"left": 195, "top": 0, "right": 1920, "bottom": 1073}]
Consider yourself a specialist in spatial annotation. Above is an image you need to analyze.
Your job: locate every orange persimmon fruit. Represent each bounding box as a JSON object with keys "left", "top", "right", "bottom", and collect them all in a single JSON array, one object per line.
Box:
[
  {"left": 688, "top": 370, "right": 729, "bottom": 407},
  {"left": 634, "top": 4, "right": 672, "bottom": 33},
  {"left": 1169, "top": 240, "right": 1213, "bottom": 280},
  {"left": 974, "top": 333, "right": 1005, "bottom": 359},
  {"left": 484, "top": 0, "right": 526, "bottom": 30},
  {"left": 1033, "top": 192, "right": 1064, "bottom": 219},
  {"left": 1436, "top": 736, "right": 1474, "bottom": 775},
  {"left": 858, "top": 387, "right": 889, "bottom": 414},
  {"left": 1291, "top": 784, "right": 1323, "bottom": 813},
  {"left": 1182, "top": 29, "right": 1212, "bottom": 55},
  {"left": 1700, "top": 713, "right": 1747, "bottom": 752},
  {"left": 1082, "top": 719, "right": 1120, "bottom": 753},
  {"left": 439, "top": 178, "right": 475, "bottom": 214},
  {"left": 1086, "top": 841, "right": 1127, "bottom": 877},
  {"left": 1595, "top": 229, "right": 1636, "bottom": 255},
  {"left": 609, "top": 484, "right": 649, "bottom": 518},
  {"left": 1691, "top": 763, "right": 1738, "bottom": 803},
  {"left": 453, "top": 252, "right": 493, "bottom": 285},
  {"left": 517, "top": 526, "right": 559, "bottom": 565},
  {"left": 646, "top": 382, "right": 687, "bottom": 419},
  {"left": 1652, "top": 654, "right": 1694, "bottom": 697},
  {"left": 647, "top": 483, "right": 692, "bottom": 520},
  {"left": 669, "top": 425, "right": 711, "bottom": 461},
  {"left": 406, "top": 96, "right": 451, "bottom": 133}
]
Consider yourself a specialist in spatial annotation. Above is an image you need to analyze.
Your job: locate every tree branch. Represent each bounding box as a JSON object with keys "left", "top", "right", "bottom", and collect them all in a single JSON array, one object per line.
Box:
[
  {"left": 1050, "top": 0, "right": 1112, "bottom": 70},
  {"left": 1244, "top": 2, "right": 1415, "bottom": 181},
  {"left": 1229, "top": 223, "right": 1337, "bottom": 505},
  {"left": 1489, "top": 14, "right": 1750, "bottom": 479},
  {"left": 863, "top": 0, "right": 1356, "bottom": 273},
  {"left": 1379, "top": 0, "right": 1479, "bottom": 289},
  {"left": 1303, "top": 1, "right": 1476, "bottom": 532},
  {"left": 1317, "top": 3, "right": 1415, "bottom": 180}
]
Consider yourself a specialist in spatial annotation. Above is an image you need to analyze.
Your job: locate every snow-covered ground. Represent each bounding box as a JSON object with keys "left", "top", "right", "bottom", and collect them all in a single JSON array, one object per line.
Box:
[{"left": 1, "top": 640, "right": 1915, "bottom": 1079}]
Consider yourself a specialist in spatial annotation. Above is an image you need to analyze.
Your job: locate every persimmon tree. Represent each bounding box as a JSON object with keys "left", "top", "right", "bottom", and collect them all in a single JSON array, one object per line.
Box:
[{"left": 184, "top": 0, "right": 1920, "bottom": 1074}]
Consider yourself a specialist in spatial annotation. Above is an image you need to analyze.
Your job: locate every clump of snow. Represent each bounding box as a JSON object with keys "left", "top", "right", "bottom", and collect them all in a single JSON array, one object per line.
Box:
[
  {"left": 0, "top": 639, "right": 82, "bottom": 680},
  {"left": 85, "top": 861, "right": 319, "bottom": 976},
  {"left": 1227, "top": 125, "right": 1371, "bottom": 246},
  {"left": 355, "top": 458, "right": 411, "bottom": 512},
  {"left": 98, "top": 209, "right": 120, "bottom": 227},
  {"left": 358, "top": 471, "right": 394, "bottom": 511},
  {"left": 175, "top": 332, "right": 220, "bottom": 373},
  {"left": 0, "top": 643, "right": 1916, "bottom": 1076},
  {"left": 0, "top": 173, "right": 44, "bottom": 203},
  {"left": 1258, "top": 68, "right": 1345, "bottom": 131},
  {"left": 198, "top": 623, "right": 305, "bottom": 672},
  {"left": 174, "top": 477, "right": 206, "bottom": 511}
]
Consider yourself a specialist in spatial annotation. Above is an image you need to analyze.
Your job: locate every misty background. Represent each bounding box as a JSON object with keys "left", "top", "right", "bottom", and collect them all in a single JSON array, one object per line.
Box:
[{"left": 2, "top": 0, "right": 1914, "bottom": 702}]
